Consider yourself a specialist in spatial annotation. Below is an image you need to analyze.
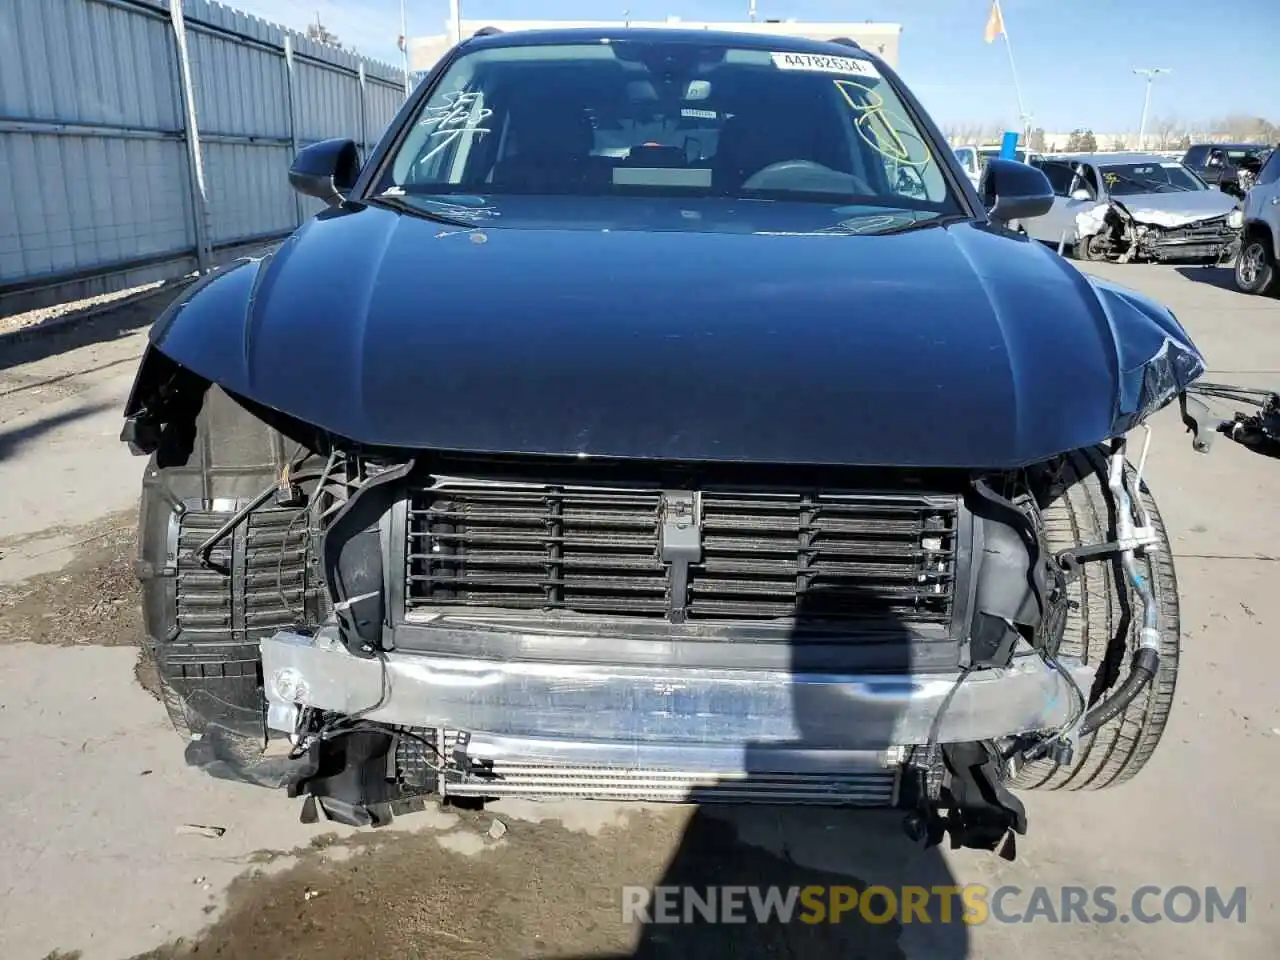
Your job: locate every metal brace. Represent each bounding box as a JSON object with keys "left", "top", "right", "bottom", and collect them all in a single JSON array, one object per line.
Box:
[
  {"left": 1179, "top": 392, "right": 1225, "bottom": 453},
  {"left": 660, "top": 491, "right": 702, "bottom": 623}
]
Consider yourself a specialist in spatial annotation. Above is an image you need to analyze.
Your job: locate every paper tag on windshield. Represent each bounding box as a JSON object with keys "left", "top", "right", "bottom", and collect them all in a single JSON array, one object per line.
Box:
[
  {"left": 771, "top": 52, "right": 880, "bottom": 78},
  {"left": 1160, "top": 162, "right": 1182, "bottom": 168}
]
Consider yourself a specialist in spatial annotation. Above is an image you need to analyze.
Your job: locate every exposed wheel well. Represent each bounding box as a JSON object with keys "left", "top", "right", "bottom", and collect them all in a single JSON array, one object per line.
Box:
[{"left": 1244, "top": 220, "right": 1275, "bottom": 250}]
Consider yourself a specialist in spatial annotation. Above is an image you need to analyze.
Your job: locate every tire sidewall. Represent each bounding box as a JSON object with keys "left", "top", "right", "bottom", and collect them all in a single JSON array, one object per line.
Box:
[{"left": 1235, "top": 239, "right": 1275, "bottom": 295}]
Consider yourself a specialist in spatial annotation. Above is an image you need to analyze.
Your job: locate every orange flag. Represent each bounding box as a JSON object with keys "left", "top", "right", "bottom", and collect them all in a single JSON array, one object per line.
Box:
[{"left": 984, "top": 0, "right": 1006, "bottom": 44}]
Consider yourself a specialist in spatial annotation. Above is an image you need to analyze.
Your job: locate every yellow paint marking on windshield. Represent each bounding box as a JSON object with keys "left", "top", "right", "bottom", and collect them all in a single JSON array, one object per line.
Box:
[{"left": 833, "top": 79, "right": 932, "bottom": 170}]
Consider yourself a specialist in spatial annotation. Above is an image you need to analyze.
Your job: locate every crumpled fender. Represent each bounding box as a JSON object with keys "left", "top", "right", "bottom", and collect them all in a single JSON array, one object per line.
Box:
[
  {"left": 1085, "top": 276, "right": 1205, "bottom": 431},
  {"left": 145, "top": 254, "right": 270, "bottom": 396}
]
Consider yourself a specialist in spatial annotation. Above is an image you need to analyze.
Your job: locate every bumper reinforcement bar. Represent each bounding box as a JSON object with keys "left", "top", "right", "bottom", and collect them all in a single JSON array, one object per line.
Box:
[{"left": 261, "top": 628, "right": 1095, "bottom": 763}]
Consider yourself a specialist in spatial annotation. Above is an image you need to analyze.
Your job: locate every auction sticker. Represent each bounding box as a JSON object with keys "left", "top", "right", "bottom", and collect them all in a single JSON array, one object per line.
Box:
[{"left": 770, "top": 52, "right": 880, "bottom": 78}]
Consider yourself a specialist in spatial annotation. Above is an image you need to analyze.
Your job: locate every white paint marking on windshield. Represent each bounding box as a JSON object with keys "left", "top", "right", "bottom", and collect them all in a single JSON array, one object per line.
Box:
[{"left": 418, "top": 91, "right": 493, "bottom": 164}]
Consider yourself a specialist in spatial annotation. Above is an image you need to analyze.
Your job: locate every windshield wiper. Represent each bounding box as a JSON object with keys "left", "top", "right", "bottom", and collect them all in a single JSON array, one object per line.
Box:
[
  {"left": 872, "top": 213, "right": 971, "bottom": 236},
  {"left": 366, "top": 192, "right": 481, "bottom": 229},
  {"left": 1115, "top": 174, "right": 1192, "bottom": 193}
]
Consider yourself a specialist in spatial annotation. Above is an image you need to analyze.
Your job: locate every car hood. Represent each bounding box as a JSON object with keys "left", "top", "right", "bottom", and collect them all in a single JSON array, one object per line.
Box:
[
  {"left": 150, "top": 202, "right": 1204, "bottom": 469},
  {"left": 1112, "top": 189, "right": 1239, "bottom": 228}
]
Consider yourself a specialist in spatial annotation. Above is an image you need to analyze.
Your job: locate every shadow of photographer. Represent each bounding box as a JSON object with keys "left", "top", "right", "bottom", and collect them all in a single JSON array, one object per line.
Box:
[{"left": 563, "top": 583, "right": 973, "bottom": 959}]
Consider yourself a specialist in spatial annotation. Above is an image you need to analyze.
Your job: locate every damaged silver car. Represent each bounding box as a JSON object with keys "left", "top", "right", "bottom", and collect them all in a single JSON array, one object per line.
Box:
[{"left": 1023, "top": 152, "right": 1243, "bottom": 263}]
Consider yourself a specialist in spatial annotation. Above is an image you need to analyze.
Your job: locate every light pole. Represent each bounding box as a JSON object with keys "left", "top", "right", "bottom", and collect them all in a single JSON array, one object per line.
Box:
[
  {"left": 450, "top": 0, "right": 462, "bottom": 46},
  {"left": 1133, "top": 67, "right": 1171, "bottom": 151},
  {"left": 399, "top": 0, "right": 410, "bottom": 96}
]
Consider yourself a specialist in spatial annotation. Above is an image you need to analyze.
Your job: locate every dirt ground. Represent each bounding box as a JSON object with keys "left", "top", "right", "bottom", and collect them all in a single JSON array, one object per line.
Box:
[
  {"left": 3, "top": 262, "right": 1280, "bottom": 960},
  {"left": 0, "top": 513, "right": 140, "bottom": 648}
]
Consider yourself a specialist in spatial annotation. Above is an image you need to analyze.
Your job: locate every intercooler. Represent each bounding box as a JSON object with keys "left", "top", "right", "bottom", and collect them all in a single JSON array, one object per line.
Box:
[{"left": 395, "top": 729, "right": 901, "bottom": 805}]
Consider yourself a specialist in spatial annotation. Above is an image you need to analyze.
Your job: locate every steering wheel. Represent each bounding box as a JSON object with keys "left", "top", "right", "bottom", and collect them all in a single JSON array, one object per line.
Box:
[{"left": 742, "top": 159, "right": 873, "bottom": 194}]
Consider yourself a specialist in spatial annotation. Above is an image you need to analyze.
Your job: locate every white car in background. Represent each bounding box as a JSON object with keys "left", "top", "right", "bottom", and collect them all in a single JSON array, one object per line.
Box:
[
  {"left": 953, "top": 143, "right": 1039, "bottom": 190},
  {"left": 1236, "top": 146, "right": 1280, "bottom": 295}
]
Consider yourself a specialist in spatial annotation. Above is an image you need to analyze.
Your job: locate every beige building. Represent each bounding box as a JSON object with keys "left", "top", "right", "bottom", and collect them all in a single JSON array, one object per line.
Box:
[{"left": 408, "top": 17, "right": 902, "bottom": 74}]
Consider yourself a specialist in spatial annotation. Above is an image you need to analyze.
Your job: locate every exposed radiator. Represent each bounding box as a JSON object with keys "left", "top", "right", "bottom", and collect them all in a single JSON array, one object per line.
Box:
[
  {"left": 395, "top": 732, "right": 898, "bottom": 805},
  {"left": 405, "top": 482, "right": 959, "bottom": 626}
]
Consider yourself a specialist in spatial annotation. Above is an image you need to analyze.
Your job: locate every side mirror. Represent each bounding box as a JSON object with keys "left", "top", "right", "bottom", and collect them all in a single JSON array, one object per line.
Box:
[
  {"left": 289, "top": 138, "right": 361, "bottom": 207},
  {"left": 980, "top": 158, "right": 1054, "bottom": 223},
  {"left": 1070, "top": 188, "right": 1094, "bottom": 201}
]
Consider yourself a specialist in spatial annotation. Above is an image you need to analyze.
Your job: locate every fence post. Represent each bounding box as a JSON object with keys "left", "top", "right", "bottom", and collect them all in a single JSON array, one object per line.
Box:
[
  {"left": 284, "top": 34, "right": 304, "bottom": 227},
  {"left": 358, "top": 62, "right": 368, "bottom": 155},
  {"left": 168, "top": 0, "right": 212, "bottom": 272}
]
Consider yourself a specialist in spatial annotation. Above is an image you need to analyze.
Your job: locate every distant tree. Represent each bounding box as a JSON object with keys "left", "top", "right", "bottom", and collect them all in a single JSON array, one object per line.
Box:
[
  {"left": 1029, "top": 127, "right": 1047, "bottom": 152},
  {"left": 1208, "top": 114, "right": 1279, "bottom": 143},
  {"left": 1151, "top": 116, "right": 1184, "bottom": 150},
  {"left": 1177, "top": 133, "right": 1192, "bottom": 150},
  {"left": 1064, "top": 129, "right": 1085, "bottom": 151},
  {"left": 1079, "top": 129, "right": 1098, "bottom": 152},
  {"left": 306, "top": 18, "right": 342, "bottom": 48}
]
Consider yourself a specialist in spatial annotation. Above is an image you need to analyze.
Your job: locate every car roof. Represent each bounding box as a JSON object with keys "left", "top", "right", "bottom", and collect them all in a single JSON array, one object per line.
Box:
[
  {"left": 1188, "top": 142, "right": 1267, "bottom": 150},
  {"left": 460, "top": 26, "right": 881, "bottom": 61},
  {"left": 1045, "top": 152, "right": 1179, "bottom": 166}
]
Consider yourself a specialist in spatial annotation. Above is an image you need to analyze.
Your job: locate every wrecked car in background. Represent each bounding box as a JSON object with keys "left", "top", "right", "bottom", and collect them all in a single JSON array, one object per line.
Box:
[
  {"left": 1022, "top": 152, "right": 1242, "bottom": 263},
  {"left": 120, "top": 28, "right": 1203, "bottom": 856},
  {"left": 1183, "top": 142, "right": 1273, "bottom": 200}
]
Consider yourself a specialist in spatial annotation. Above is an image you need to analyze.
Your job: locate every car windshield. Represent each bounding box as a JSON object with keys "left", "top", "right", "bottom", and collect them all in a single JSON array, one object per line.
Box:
[
  {"left": 378, "top": 39, "right": 958, "bottom": 220},
  {"left": 1101, "top": 162, "right": 1202, "bottom": 195}
]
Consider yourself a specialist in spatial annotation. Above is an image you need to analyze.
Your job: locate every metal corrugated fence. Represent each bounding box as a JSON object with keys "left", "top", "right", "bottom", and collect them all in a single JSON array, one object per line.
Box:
[{"left": 0, "top": 0, "right": 408, "bottom": 316}]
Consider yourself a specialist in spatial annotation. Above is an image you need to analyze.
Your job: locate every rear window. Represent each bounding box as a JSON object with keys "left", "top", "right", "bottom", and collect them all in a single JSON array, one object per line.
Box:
[{"left": 379, "top": 40, "right": 957, "bottom": 212}]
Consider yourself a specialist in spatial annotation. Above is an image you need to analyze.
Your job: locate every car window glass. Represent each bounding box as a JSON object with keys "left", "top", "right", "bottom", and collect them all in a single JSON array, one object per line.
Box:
[
  {"left": 1101, "top": 162, "right": 1202, "bottom": 195},
  {"left": 1077, "top": 164, "right": 1101, "bottom": 196},
  {"left": 1035, "top": 161, "right": 1076, "bottom": 196},
  {"left": 382, "top": 42, "right": 957, "bottom": 212},
  {"left": 1257, "top": 150, "right": 1280, "bottom": 187}
]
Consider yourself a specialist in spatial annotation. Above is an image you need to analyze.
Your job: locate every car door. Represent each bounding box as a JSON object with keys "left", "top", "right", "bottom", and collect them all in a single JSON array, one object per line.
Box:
[
  {"left": 1245, "top": 148, "right": 1280, "bottom": 258},
  {"left": 1182, "top": 145, "right": 1207, "bottom": 177},
  {"left": 1201, "top": 148, "right": 1229, "bottom": 188},
  {"left": 1022, "top": 160, "right": 1091, "bottom": 244}
]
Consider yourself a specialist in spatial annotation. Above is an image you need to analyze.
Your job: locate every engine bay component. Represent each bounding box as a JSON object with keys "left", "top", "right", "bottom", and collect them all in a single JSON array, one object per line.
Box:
[{"left": 1181, "top": 382, "right": 1280, "bottom": 457}]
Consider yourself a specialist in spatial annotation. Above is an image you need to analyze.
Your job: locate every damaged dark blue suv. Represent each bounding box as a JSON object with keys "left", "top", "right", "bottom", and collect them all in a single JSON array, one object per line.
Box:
[{"left": 122, "top": 28, "right": 1203, "bottom": 851}]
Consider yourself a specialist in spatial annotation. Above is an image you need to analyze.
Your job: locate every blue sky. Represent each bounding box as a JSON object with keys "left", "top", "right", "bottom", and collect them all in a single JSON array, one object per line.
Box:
[{"left": 232, "top": 0, "right": 1279, "bottom": 132}]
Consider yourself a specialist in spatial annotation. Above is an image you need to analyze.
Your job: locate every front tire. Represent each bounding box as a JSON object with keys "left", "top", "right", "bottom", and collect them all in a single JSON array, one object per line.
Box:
[
  {"left": 1012, "top": 447, "right": 1180, "bottom": 791},
  {"left": 1235, "top": 238, "right": 1279, "bottom": 295},
  {"left": 1073, "top": 234, "right": 1108, "bottom": 262}
]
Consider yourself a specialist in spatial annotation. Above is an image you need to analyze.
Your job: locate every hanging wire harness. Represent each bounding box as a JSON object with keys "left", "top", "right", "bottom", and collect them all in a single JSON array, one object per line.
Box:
[{"left": 1019, "top": 428, "right": 1163, "bottom": 768}]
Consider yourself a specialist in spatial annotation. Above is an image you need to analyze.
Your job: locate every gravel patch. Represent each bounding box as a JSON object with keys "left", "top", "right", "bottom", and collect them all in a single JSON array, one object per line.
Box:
[{"left": 0, "top": 280, "right": 176, "bottom": 337}]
